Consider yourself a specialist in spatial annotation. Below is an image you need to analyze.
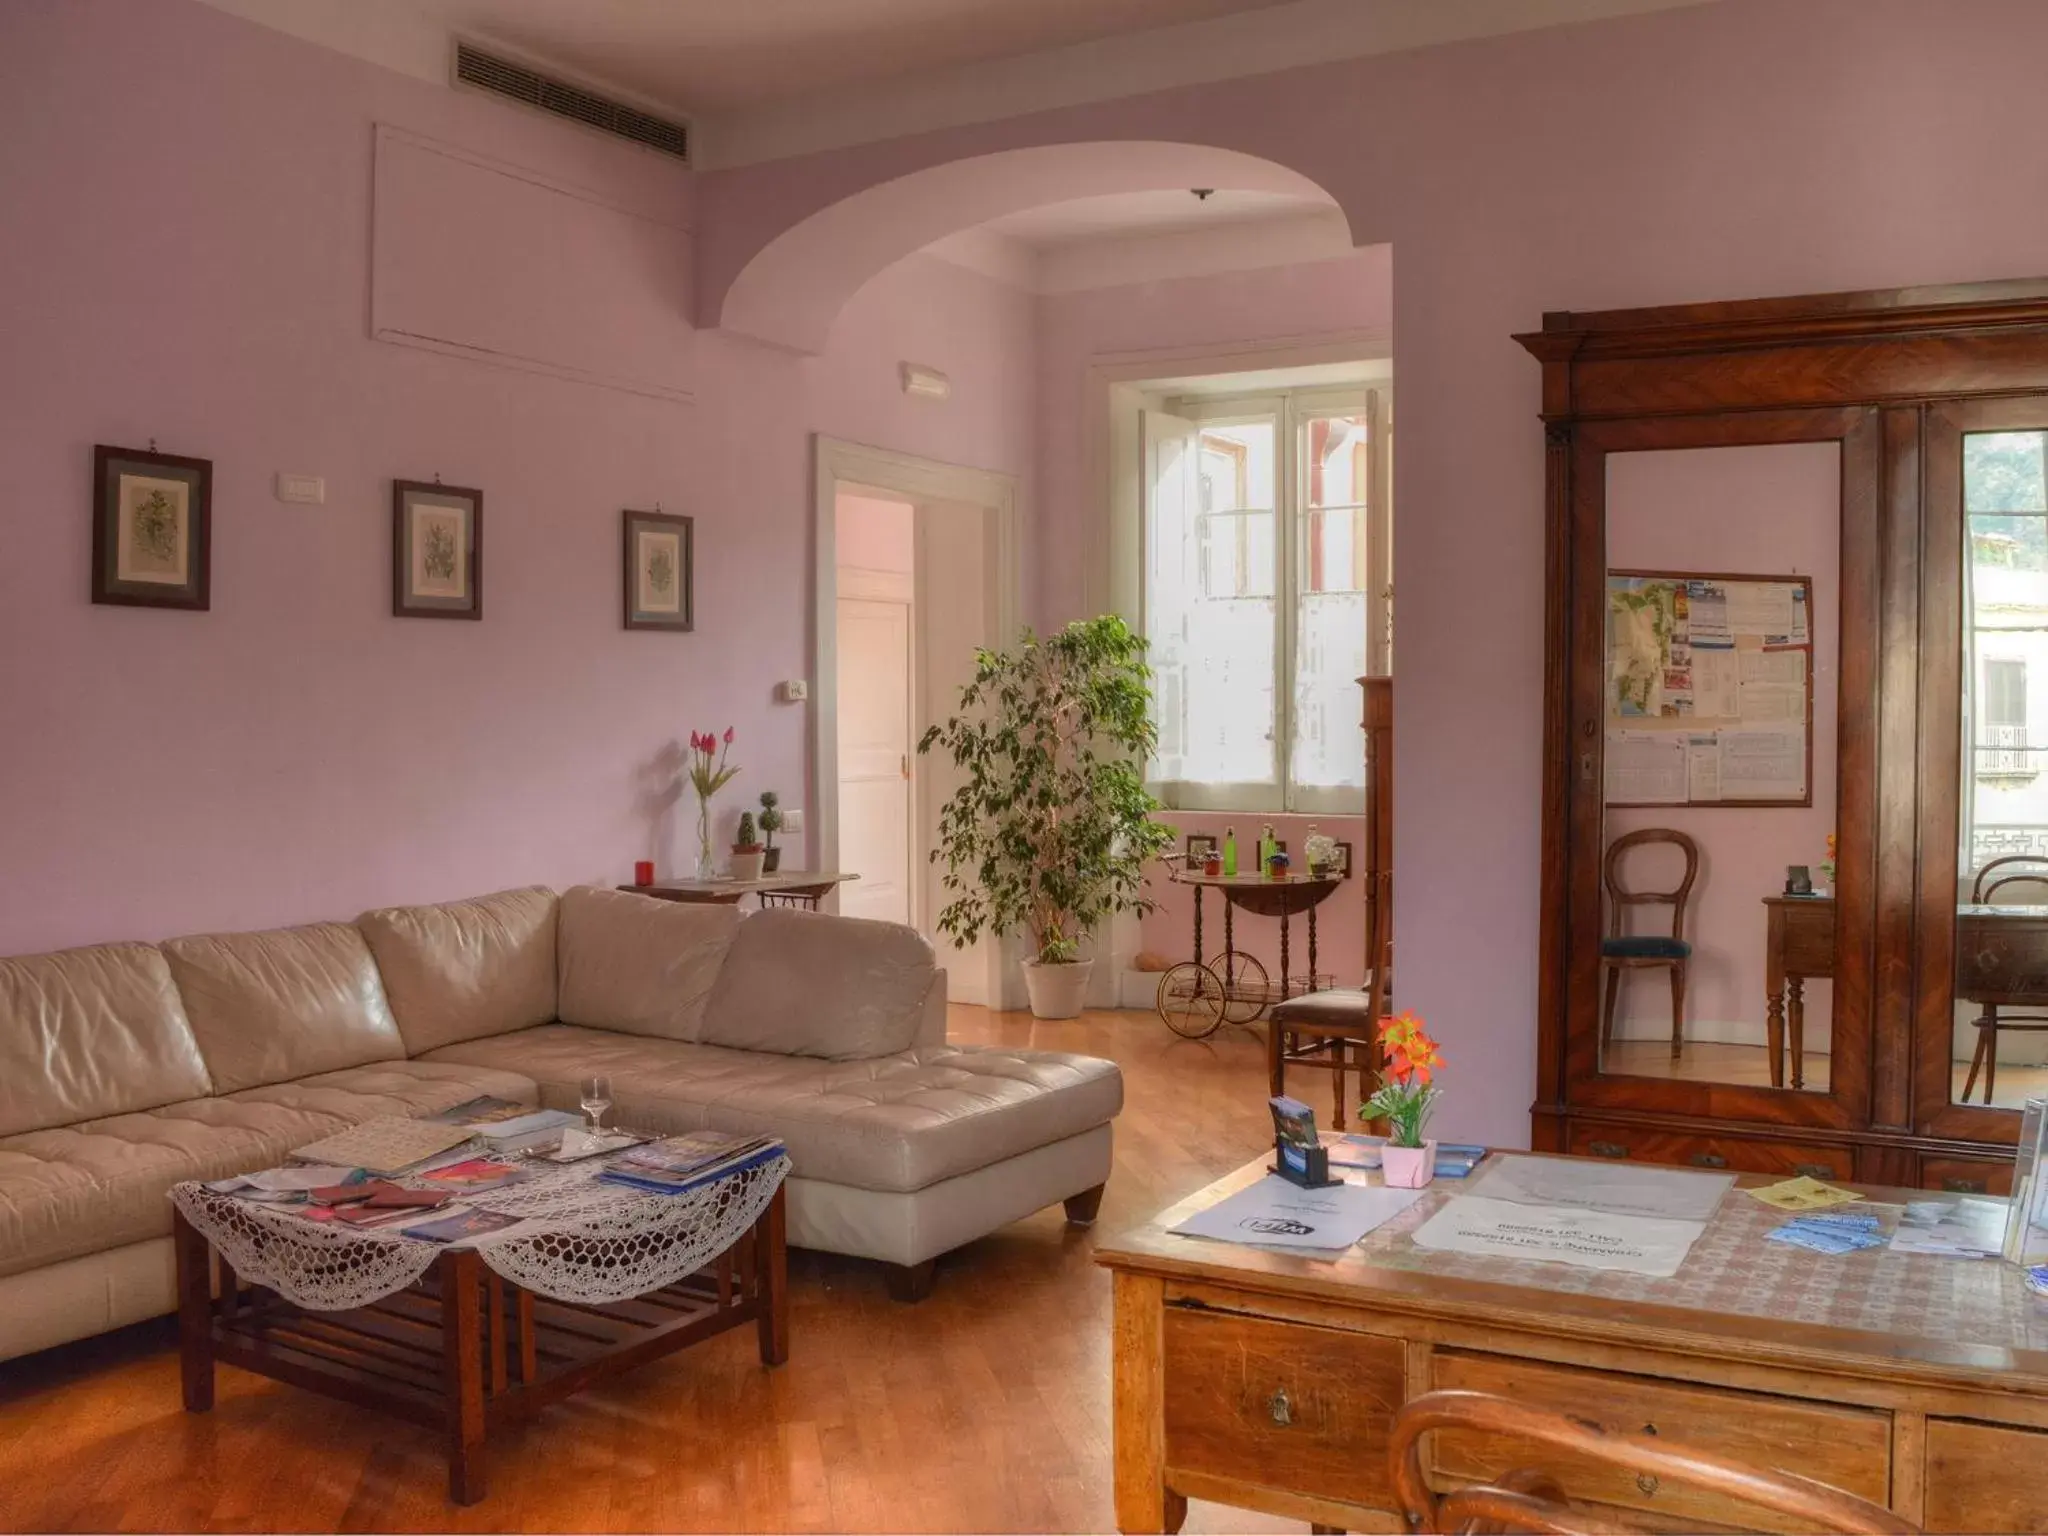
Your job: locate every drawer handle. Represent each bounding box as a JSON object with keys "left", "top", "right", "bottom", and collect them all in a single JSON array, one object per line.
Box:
[
  {"left": 1636, "top": 1473, "right": 1661, "bottom": 1497},
  {"left": 1269, "top": 1388, "right": 1294, "bottom": 1427},
  {"left": 1688, "top": 1153, "right": 1728, "bottom": 1169},
  {"left": 1588, "top": 1140, "right": 1630, "bottom": 1159},
  {"left": 1943, "top": 1176, "right": 1987, "bottom": 1194},
  {"left": 1794, "top": 1163, "right": 1836, "bottom": 1180}
]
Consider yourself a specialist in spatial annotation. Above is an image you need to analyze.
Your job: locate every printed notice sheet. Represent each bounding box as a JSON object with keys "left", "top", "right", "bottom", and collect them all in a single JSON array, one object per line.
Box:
[
  {"left": 1411, "top": 1195, "right": 1709, "bottom": 1277},
  {"left": 1605, "top": 731, "right": 1687, "bottom": 804},
  {"left": 1171, "top": 1176, "right": 1421, "bottom": 1252},
  {"left": 1467, "top": 1153, "right": 1733, "bottom": 1222}
]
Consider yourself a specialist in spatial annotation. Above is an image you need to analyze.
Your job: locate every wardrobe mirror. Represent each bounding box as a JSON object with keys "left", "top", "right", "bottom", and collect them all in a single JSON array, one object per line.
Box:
[{"left": 1598, "top": 442, "right": 1840, "bottom": 1092}]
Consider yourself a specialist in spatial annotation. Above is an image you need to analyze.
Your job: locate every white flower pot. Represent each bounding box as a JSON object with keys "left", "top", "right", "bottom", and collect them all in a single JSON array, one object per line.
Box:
[
  {"left": 729, "top": 849, "right": 765, "bottom": 882},
  {"left": 1381, "top": 1140, "right": 1437, "bottom": 1189},
  {"left": 1021, "top": 958, "right": 1094, "bottom": 1019}
]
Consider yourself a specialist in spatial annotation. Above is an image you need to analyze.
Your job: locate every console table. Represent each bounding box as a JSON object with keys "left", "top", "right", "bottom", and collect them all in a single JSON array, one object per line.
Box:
[
  {"left": 1100, "top": 1151, "right": 2048, "bottom": 1534},
  {"left": 1765, "top": 895, "right": 2048, "bottom": 1090},
  {"left": 622, "top": 871, "right": 858, "bottom": 909}
]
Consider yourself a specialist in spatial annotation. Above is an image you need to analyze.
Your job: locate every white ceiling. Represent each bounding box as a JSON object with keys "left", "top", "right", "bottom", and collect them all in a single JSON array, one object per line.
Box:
[
  {"left": 982, "top": 189, "right": 1331, "bottom": 247},
  {"left": 196, "top": 0, "right": 1717, "bottom": 164}
]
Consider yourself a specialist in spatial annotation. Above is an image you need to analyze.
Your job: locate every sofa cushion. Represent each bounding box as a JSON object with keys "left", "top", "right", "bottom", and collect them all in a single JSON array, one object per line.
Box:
[
  {"left": 0, "top": 942, "right": 213, "bottom": 1140},
  {"left": 700, "top": 909, "right": 936, "bottom": 1060},
  {"left": 0, "top": 1059, "right": 538, "bottom": 1280},
  {"left": 162, "top": 922, "right": 406, "bottom": 1094},
  {"left": 424, "top": 1024, "right": 1124, "bottom": 1194},
  {"left": 358, "top": 886, "right": 558, "bottom": 1054},
  {"left": 556, "top": 886, "right": 737, "bottom": 1042}
]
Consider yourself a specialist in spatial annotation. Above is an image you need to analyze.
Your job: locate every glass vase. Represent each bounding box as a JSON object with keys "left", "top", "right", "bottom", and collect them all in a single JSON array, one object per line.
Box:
[{"left": 695, "top": 794, "right": 717, "bottom": 881}]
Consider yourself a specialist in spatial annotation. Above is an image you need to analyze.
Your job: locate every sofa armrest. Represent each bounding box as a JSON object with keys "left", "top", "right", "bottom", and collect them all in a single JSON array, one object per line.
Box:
[{"left": 915, "top": 968, "right": 948, "bottom": 1049}]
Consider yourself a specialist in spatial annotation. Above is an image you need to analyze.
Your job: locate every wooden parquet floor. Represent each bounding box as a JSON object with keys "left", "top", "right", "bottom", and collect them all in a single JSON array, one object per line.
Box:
[{"left": 0, "top": 1007, "right": 1299, "bottom": 1534}]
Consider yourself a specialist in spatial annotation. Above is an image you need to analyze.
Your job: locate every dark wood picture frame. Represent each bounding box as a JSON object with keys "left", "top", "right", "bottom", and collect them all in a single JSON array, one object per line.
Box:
[
  {"left": 92, "top": 443, "right": 212, "bottom": 610},
  {"left": 1184, "top": 833, "right": 1218, "bottom": 869},
  {"left": 1604, "top": 566, "right": 1817, "bottom": 808},
  {"left": 392, "top": 479, "right": 483, "bottom": 620},
  {"left": 622, "top": 508, "right": 693, "bottom": 632}
]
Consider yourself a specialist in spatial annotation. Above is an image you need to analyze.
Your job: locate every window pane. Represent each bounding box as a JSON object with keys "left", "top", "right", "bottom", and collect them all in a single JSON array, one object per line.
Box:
[
  {"left": 1198, "top": 423, "right": 1275, "bottom": 511},
  {"left": 1306, "top": 414, "right": 1369, "bottom": 508},
  {"left": 1965, "top": 432, "right": 2048, "bottom": 513},
  {"left": 1294, "top": 413, "right": 1370, "bottom": 792}
]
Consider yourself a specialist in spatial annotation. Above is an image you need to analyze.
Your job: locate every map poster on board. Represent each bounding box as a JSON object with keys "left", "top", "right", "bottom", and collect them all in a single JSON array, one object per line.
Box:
[{"left": 1605, "top": 569, "right": 1813, "bottom": 808}]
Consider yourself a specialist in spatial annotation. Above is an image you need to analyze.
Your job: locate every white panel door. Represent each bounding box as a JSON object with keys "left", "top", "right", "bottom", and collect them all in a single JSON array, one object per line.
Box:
[{"left": 836, "top": 597, "right": 913, "bottom": 925}]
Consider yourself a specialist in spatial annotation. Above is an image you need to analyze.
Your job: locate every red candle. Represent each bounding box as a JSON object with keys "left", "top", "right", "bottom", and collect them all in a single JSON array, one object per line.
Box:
[{"left": 634, "top": 860, "right": 655, "bottom": 886}]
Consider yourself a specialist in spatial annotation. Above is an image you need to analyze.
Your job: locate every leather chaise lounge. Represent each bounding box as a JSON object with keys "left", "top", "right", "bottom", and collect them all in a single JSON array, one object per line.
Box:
[{"left": 0, "top": 884, "right": 1122, "bottom": 1361}]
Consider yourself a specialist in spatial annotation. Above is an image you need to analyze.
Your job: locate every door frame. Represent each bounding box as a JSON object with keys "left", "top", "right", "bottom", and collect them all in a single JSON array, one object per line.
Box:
[{"left": 811, "top": 435, "right": 1022, "bottom": 1006}]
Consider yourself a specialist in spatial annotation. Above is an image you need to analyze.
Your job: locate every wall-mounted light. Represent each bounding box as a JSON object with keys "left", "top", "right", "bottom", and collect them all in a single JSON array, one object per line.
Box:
[{"left": 900, "top": 363, "right": 951, "bottom": 401}]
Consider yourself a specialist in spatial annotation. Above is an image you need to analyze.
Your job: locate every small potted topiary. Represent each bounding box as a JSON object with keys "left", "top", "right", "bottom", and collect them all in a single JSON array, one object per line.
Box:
[
  {"left": 758, "top": 791, "right": 785, "bottom": 874},
  {"left": 730, "top": 811, "right": 766, "bottom": 882}
]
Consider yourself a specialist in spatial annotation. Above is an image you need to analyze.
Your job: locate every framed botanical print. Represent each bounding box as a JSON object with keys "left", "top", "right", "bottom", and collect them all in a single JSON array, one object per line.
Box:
[
  {"left": 623, "top": 508, "right": 693, "bottom": 632},
  {"left": 392, "top": 479, "right": 482, "bottom": 620},
  {"left": 92, "top": 443, "right": 211, "bottom": 610}
]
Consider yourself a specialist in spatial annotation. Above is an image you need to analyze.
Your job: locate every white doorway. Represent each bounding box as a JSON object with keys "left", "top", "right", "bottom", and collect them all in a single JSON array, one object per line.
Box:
[
  {"left": 812, "top": 438, "right": 1021, "bottom": 1008},
  {"left": 835, "top": 492, "right": 916, "bottom": 926}
]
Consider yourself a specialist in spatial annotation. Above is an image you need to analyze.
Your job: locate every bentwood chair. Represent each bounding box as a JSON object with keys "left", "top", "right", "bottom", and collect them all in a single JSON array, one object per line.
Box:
[
  {"left": 1962, "top": 854, "right": 2048, "bottom": 1103},
  {"left": 1599, "top": 829, "right": 1700, "bottom": 1062},
  {"left": 1388, "top": 1390, "right": 1917, "bottom": 1535}
]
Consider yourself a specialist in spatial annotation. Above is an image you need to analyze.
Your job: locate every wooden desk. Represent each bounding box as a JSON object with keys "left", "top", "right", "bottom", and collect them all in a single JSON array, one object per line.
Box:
[
  {"left": 1765, "top": 895, "right": 2048, "bottom": 1089},
  {"left": 621, "top": 871, "right": 858, "bottom": 908},
  {"left": 1100, "top": 1151, "right": 2048, "bottom": 1534}
]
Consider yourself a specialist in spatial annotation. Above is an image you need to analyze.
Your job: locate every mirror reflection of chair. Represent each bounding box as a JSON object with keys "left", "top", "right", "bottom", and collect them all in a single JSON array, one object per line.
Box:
[
  {"left": 1962, "top": 854, "right": 2048, "bottom": 1103},
  {"left": 1600, "top": 828, "right": 1700, "bottom": 1062},
  {"left": 1387, "top": 1390, "right": 1917, "bottom": 1535}
]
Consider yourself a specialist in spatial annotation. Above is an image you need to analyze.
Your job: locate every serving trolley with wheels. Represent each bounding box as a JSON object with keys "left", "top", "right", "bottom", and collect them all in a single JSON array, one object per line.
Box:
[{"left": 1154, "top": 870, "right": 1344, "bottom": 1039}]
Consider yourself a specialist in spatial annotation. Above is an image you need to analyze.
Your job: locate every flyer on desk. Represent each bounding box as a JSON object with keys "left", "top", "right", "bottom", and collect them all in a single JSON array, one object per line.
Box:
[
  {"left": 1171, "top": 1176, "right": 1421, "bottom": 1252},
  {"left": 1410, "top": 1195, "right": 1708, "bottom": 1277}
]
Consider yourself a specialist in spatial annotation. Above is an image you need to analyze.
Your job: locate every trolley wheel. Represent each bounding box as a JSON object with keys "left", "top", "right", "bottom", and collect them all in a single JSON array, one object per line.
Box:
[
  {"left": 1206, "top": 950, "right": 1271, "bottom": 1024},
  {"left": 1156, "top": 961, "right": 1227, "bottom": 1039}
]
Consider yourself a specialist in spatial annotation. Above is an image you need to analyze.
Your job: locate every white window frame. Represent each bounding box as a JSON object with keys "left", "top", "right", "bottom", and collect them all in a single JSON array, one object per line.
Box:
[{"left": 1148, "top": 383, "right": 1391, "bottom": 815}]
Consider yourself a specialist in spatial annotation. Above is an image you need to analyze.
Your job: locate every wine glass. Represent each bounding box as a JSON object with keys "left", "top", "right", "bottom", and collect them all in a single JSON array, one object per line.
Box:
[{"left": 579, "top": 1075, "right": 612, "bottom": 1134}]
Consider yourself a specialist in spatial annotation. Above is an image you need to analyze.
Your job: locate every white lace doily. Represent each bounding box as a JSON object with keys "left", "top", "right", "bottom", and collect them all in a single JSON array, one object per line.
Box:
[{"left": 170, "top": 1153, "right": 789, "bottom": 1312}]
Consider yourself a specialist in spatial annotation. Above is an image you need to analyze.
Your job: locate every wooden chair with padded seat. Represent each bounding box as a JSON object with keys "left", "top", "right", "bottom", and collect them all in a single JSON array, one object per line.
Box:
[
  {"left": 1961, "top": 854, "right": 2048, "bottom": 1103},
  {"left": 1600, "top": 828, "right": 1699, "bottom": 1062},
  {"left": 1388, "top": 1389, "right": 1918, "bottom": 1535}
]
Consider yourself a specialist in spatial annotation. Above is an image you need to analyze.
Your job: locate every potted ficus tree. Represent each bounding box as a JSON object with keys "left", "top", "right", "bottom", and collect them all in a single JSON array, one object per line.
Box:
[
  {"left": 730, "top": 811, "right": 766, "bottom": 883},
  {"left": 919, "top": 616, "right": 1176, "bottom": 1019}
]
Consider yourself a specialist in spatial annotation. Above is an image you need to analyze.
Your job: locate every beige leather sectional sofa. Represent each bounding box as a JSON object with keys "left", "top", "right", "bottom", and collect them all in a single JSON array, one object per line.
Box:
[{"left": 0, "top": 884, "right": 1121, "bottom": 1362}]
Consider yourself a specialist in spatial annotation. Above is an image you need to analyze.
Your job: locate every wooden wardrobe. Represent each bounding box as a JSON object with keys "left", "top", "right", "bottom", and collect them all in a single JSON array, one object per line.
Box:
[{"left": 1522, "top": 277, "right": 2048, "bottom": 1190}]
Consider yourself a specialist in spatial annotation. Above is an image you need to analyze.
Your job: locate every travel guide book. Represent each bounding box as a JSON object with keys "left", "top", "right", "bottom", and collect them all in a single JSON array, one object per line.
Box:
[{"left": 598, "top": 1132, "right": 784, "bottom": 1195}]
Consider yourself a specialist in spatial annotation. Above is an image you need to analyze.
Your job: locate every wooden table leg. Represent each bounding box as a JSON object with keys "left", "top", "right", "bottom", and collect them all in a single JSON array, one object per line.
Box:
[
  {"left": 1765, "top": 983, "right": 1786, "bottom": 1089},
  {"left": 1788, "top": 975, "right": 1806, "bottom": 1091},
  {"left": 1279, "top": 910, "right": 1292, "bottom": 1000},
  {"left": 756, "top": 1184, "right": 789, "bottom": 1367},
  {"left": 513, "top": 1288, "right": 537, "bottom": 1385},
  {"left": 439, "top": 1249, "right": 487, "bottom": 1506},
  {"left": 1112, "top": 1270, "right": 1187, "bottom": 1535},
  {"left": 173, "top": 1208, "right": 214, "bottom": 1414}
]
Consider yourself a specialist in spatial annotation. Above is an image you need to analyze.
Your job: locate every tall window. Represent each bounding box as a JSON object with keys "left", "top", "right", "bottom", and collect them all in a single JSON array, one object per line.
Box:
[
  {"left": 1963, "top": 431, "right": 2048, "bottom": 866},
  {"left": 1145, "top": 386, "right": 1391, "bottom": 811}
]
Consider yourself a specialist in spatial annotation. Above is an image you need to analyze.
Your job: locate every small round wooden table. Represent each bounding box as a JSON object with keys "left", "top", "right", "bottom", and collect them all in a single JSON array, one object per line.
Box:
[{"left": 1155, "top": 870, "right": 1343, "bottom": 1039}]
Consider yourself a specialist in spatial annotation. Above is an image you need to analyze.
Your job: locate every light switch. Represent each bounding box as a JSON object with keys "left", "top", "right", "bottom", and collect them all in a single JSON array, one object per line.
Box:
[
  {"left": 777, "top": 679, "right": 809, "bottom": 703},
  {"left": 275, "top": 473, "right": 324, "bottom": 505},
  {"left": 782, "top": 808, "right": 804, "bottom": 834}
]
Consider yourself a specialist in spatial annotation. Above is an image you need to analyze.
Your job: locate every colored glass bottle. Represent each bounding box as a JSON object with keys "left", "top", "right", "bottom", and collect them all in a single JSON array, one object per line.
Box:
[{"left": 1222, "top": 827, "right": 1238, "bottom": 877}]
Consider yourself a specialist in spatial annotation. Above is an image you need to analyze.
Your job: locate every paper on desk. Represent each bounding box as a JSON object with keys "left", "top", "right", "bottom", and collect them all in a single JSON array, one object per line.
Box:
[
  {"left": 1411, "top": 1196, "right": 1707, "bottom": 1278},
  {"left": 1888, "top": 1198, "right": 2005, "bottom": 1259},
  {"left": 1171, "top": 1175, "right": 1420, "bottom": 1252},
  {"left": 210, "top": 1165, "right": 360, "bottom": 1194},
  {"left": 1745, "top": 1175, "right": 1863, "bottom": 1212},
  {"left": 1466, "top": 1154, "right": 1733, "bottom": 1222}
]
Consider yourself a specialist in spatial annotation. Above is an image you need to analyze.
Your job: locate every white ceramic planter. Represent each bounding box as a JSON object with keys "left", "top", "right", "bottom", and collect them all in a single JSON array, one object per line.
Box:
[
  {"left": 1021, "top": 957, "right": 1094, "bottom": 1019},
  {"left": 1381, "top": 1139, "right": 1437, "bottom": 1189},
  {"left": 729, "top": 849, "right": 765, "bottom": 882}
]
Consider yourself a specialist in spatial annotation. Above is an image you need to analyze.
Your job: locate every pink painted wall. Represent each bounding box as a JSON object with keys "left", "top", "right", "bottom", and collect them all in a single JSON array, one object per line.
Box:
[
  {"left": 1605, "top": 444, "right": 1841, "bottom": 1057},
  {"left": 0, "top": 0, "right": 1034, "bottom": 955},
  {"left": 701, "top": 0, "right": 2048, "bottom": 1143}
]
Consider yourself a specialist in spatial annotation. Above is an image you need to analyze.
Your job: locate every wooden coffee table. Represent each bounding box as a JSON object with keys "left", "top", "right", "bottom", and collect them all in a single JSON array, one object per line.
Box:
[{"left": 173, "top": 1183, "right": 787, "bottom": 1504}]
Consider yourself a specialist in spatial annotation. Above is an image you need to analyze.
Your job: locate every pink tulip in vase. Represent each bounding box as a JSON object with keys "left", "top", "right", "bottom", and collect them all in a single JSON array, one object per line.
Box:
[{"left": 687, "top": 727, "right": 740, "bottom": 880}]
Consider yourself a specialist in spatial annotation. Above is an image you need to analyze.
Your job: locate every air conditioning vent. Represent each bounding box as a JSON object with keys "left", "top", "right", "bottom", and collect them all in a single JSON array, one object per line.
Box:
[{"left": 453, "top": 42, "right": 689, "bottom": 162}]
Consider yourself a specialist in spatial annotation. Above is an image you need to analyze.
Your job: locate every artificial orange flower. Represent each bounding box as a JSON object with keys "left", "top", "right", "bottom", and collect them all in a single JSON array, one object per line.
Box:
[{"left": 1377, "top": 1011, "right": 1445, "bottom": 1087}]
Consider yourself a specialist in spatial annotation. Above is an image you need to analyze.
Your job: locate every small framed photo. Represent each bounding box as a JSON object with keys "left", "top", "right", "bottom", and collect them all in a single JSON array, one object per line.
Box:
[
  {"left": 1184, "top": 833, "right": 1218, "bottom": 870},
  {"left": 623, "top": 509, "right": 693, "bottom": 632},
  {"left": 92, "top": 444, "right": 211, "bottom": 610},
  {"left": 1330, "top": 840, "right": 1353, "bottom": 878},
  {"left": 393, "top": 480, "right": 482, "bottom": 620}
]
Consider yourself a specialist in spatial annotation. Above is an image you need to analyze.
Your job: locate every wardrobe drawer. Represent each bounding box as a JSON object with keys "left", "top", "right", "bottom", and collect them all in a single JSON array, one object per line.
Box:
[
  {"left": 1162, "top": 1306, "right": 1404, "bottom": 1509},
  {"left": 1568, "top": 1126, "right": 1853, "bottom": 1180},
  {"left": 1925, "top": 1419, "right": 2048, "bottom": 1532},
  {"left": 1920, "top": 1157, "right": 2013, "bottom": 1197},
  {"left": 1431, "top": 1352, "right": 1891, "bottom": 1533}
]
